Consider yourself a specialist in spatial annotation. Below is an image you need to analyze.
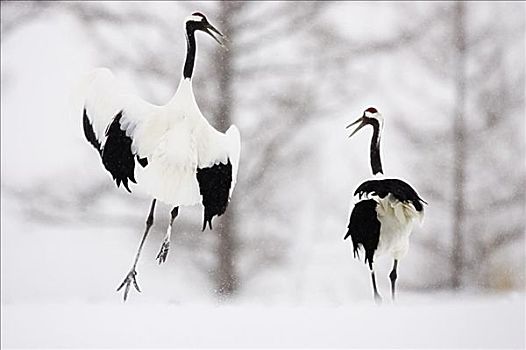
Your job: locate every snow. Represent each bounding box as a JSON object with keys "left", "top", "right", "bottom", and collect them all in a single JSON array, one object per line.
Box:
[
  {"left": 2, "top": 296, "right": 524, "bottom": 348},
  {"left": 3, "top": 196, "right": 524, "bottom": 348}
]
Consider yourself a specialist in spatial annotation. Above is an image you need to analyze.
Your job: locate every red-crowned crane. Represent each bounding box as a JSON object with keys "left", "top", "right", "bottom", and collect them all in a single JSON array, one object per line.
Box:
[
  {"left": 81, "top": 12, "right": 241, "bottom": 301},
  {"left": 344, "top": 107, "right": 426, "bottom": 303}
]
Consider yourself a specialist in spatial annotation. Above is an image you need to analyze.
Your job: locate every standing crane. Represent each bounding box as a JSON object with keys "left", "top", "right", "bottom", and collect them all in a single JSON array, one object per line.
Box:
[
  {"left": 344, "top": 107, "right": 426, "bottom": 302},
  {"left": 81, "top": 12, "right": 241, "bottom": 301}
]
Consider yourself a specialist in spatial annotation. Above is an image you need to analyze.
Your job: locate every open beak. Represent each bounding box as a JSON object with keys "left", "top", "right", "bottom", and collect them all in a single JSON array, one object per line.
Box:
[
  {"left": 346, "top": 117, "right": 367, "bottom": 138},
  {"left": 205, "top": 23, "right": 227, "bottom": 49}
]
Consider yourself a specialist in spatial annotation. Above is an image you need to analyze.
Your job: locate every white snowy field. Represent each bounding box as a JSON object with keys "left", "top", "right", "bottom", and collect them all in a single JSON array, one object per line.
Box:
[
  {"left": 2, "top": 192, "right": 524, "bottom": 349},
  {"left": 2, "top": 194, "right": 524, "bottom": 348},
  {"left": 2, "top": 295, "right": 525, "bottom": 348}
]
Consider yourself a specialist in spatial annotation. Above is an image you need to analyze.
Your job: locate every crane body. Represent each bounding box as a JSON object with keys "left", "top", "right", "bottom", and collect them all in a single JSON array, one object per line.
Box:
[{"left": 81, "top": 13, "right": 240, "bottom": 301}]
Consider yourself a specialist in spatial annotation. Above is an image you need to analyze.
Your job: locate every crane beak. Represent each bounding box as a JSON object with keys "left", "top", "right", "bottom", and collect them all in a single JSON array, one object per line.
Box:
[
  {"left": 346, "top": 117, "right": 367, "bottom": 138},
  {"left": 205, "top": 23, "right": 227, "bottom": 49}
]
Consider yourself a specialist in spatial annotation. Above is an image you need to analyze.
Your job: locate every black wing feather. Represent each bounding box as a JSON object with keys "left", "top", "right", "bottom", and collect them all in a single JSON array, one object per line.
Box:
[
  {"left": 84, "top": 108, "right": 150, "bottom": 192},
  {"left": 354, "top": 178, "right": 427, "bottom": 212},
  {"left": 344, "top": 199, "right": 380, "bottom": 269},
  {"left": 196, "top": 160, "right": 232, "bottom": 231},
  {"left": 101, "top": 111, "right": 137, "bottom": 192},
  {"left": 83, "top": 108, "right": 102, "bottom": 155}
]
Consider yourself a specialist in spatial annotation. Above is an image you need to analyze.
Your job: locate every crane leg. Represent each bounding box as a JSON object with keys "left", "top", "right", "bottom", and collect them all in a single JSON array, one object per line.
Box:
[
  {"left": 156, "top": 207, "right": 179, "bottom": 264},
  {"left": 389, "top": 259, "right": 398, "bottom": 301},
  {"left": 370, "top": 268, "right": 382, "bottom": 304},
  {"left": 117, "top": 199, "right": 157, "bottom": 302}
]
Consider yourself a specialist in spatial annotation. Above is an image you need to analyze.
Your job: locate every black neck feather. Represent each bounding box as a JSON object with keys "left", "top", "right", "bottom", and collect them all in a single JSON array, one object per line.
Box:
[
  {"left": 370, "top": 120, "right": 383, "bottom": 175},
  {"left": 183, "top": 26, "right": 197, "bottom": 79}
]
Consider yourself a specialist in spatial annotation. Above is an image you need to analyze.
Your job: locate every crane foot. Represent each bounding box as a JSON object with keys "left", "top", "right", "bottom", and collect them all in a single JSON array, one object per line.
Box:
[
  {"left": 116, "top": 269, "right": 141, "bottom": 302},
  {"left": 156, "top": 239, "right": 170, "bottom": 264}
]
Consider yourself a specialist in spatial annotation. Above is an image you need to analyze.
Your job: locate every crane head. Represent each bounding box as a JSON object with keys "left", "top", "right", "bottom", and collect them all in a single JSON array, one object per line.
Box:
[
  {"left": 186, "top": 12, "right": 226, "bottom": 49},
  {"left": 346, "top": 107, "right": 383, "bottom": 138}
]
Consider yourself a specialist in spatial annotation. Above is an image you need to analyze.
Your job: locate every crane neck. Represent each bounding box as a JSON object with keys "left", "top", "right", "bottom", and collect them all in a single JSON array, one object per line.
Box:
[
  {"left": 369, "top": 120, "right": 383, "bottom": 175},
  {"left": 183, "top": 25, "right": 197, "bottom": 80}
]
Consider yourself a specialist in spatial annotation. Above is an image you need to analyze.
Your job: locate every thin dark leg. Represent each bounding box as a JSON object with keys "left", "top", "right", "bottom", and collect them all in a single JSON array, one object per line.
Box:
[
  {"left": 389, "top": 259, "right": 399, "bottom": 301},
  {"left": 370, "top": 269, "right": 382, "bottom": 304},
  {"left": 156, "top": 206, "right": 179, "bottom": 264},
  {"left": 117, "top": 199, "right": 157, "bottom": 301}
]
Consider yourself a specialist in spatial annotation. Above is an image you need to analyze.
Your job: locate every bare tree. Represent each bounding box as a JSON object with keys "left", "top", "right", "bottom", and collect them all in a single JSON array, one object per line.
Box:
[
  {"left": 451, "top": 0, "right": 467, "bottom": 290},
  {"left": 394, "top": 2, "right": 525, "bottom": 289},
  {"left": 213, "top": 1, "right": 243, "bottom": 297}
]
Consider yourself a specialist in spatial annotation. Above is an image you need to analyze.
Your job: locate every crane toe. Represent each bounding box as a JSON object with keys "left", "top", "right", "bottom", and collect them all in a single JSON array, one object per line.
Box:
[
  {"left": 156, "top": 240, "right": 170, "bottom": 264},
  {"left": 116, "top": 269, "right": 141, "bottom": 302}
]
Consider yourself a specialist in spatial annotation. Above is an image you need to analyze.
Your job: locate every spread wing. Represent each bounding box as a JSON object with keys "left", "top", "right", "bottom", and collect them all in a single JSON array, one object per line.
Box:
[
  {"left": 195, "top": 118, "right": 241, "bottom": 230},
  {"left": 81, "top": 68, "right": 167, "bottom": 192}
]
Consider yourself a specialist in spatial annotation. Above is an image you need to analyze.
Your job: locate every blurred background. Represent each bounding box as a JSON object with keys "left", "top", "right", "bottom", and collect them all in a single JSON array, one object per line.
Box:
[{"left": 1, "top": 0, "right": 524, "bottom": 309}]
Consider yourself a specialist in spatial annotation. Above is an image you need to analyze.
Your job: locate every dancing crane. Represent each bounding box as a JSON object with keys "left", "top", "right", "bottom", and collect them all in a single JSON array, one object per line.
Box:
[
  {"left": 344, "top": 107, "right": 426, "bottom": 302},
  {"left": 81, "top": 12, "right": 241, "bottom": 301}
]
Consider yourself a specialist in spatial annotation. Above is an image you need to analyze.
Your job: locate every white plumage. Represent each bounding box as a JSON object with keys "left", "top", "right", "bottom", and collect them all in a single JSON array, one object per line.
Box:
[
  {"left": 375, "top": 193, "right": 423, "bottom": 259},
  {"left": 348, "top": 183, "right": 424, "bottom": 260},
  {"left": 83, "top": 68, "right": 240, "bottom": 206},
  {"left": 80, "top": 12, "right": 239, "bottom": 301}
]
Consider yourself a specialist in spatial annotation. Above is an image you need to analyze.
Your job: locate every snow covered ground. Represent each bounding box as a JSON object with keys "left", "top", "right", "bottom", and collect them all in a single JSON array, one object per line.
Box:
[
  {"left": 2, "top": 295, "right": 524, "bottom": 348},
  {"left": 3, "top": 192, "right": 523, "bottom": 349},
  {"left": 3, "top": 195, "right": 524, "bottom": 348}
]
